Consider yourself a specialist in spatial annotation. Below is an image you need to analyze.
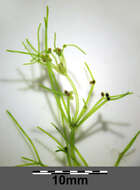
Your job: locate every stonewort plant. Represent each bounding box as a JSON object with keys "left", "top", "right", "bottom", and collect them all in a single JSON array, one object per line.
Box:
[{"left": 6, "top": 6, "right": 140, "bottom": 167}]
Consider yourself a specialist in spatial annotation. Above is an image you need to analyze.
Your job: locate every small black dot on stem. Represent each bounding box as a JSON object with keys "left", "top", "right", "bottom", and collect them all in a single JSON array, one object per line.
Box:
[{"left": 89, "top": 80, "right": 96, "bottom": 85}]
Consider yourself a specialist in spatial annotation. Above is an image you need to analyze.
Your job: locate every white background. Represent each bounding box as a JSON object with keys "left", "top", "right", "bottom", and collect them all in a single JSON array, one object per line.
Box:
[{"left": 0, "top": 0, "right": 140, "bottom": 166}]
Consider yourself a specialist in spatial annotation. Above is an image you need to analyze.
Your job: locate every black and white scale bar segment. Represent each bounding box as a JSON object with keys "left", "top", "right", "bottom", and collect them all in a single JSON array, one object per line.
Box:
[{"left": 32, "top": 170, "right": 108, "bottom": 175}]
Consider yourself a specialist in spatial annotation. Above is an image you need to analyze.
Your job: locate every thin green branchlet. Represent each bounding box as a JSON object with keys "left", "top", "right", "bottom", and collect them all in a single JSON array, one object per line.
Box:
[
  {"left": 6, "top": 110, "right": 47, "bottom": 167},
  {"left": 6, "top": 5, "right": 139, "bottom": 167},
  {"left": 76, "top": 62, "right": 96, "bottom": 123},
  {"left": 114, "top": 130, "right": 140, "bottom": 167},
  {"left": 45, "top": 6, "right": 49, "bottom": 52},
  {"left": 63, "top": 44, "right": 87, "bottom": 55},
  {"left": 37, "top": 23, "right": 42, "bottom": 54}
]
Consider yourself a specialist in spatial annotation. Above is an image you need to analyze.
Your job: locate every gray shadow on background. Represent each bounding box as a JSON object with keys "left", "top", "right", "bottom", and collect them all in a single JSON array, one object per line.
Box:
[
  {"left": 0, "top": 65, "right": 131, "bottom": 166},
  {"left": 76, "top": 114, "right": 130, "bottom": 143}
]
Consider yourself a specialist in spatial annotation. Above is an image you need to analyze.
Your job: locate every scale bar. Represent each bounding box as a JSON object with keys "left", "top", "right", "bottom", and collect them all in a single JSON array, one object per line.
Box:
[{"left": 32, "top": 170, "right": 108, "bottom": 175}]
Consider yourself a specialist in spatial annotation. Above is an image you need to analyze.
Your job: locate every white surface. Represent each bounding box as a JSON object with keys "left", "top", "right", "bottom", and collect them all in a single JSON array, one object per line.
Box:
[{"left": 0, "top": 0, "right": 140, "bottom": 166}]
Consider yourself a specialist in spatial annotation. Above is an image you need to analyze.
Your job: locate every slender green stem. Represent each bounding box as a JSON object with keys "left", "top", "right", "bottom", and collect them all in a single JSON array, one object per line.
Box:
[
  {"left": 84, "top": 62, "right": 94, "bottom": 79},
  {"left": 57, "top": 117, "right": 72, "bottom": 166},
  {"left": 22, "top": 42, "right": 38, "bottom": 65},
  {"left": 22, "top": 42, "right": 34, "bottom": 58},
  {"left": 26, "top": 39, "right": 38, "bottom": 53},
  {"left": 37, "top": 124, "right": 72, "bottom": 166},
  {"left": 66, "top": 147, "right": 72, "bottom": 166},
  {"left": 74, "top": 147, "right": 88, "bottom": 166},
  {"left": 70, "top": 128, "right": 80, "bottom": 166},
  {"left": 39, "top": 83, "right": 66, "bottom": 97},
  {"left": 37, "top": 126, "right": 64, "bottom": 148},
  {"left": 16, "top": 161, "right": 47, "bottom": 167},
  {"left": 66, "top": 74, "right": 79, "bottom": 122},
  {"left": 110, "top": 92, "right": 133, "bottom": 101},
  {"left": 48, "top": 56, "right": 68, "bottom": 119},
  {"left": 44, "top": 6, "right": 49, "bottom": 52},
  {"left": 23, "top": 62, "right": 36, "bottom": 66},
  {"left": 51, "top": 123, "right": 86, "bottom": 166},
  {"left": 21, "top": 157, "right": 47, "bottom": 166},
  {"left": 6, "top": 110, "right": 41, "bottom": 163},
  {"left": 37, "top": 23, "right": 42, "bottom": 54},
  {"left": 114, "top": 130, "right": 140, "bottom": 167},
  {"left": 77, "top": 91, "right": 132, "bottom": 127},
  {"left": 60, "top": 115, "right": 72, "bottom": 166},
  {"left": 51, "top": 71, "right": 69, "bottom": 123},
  {"left": 6, "top": 49, "right": 38, "bottom": 56},
  {"left": 21, "top": 157, "right": 35, "bottom": 162},
  {"left": 51, "top": 52, "right": 58, "bottom": 65},
  {"left": 76, "top": 62, "right": 95, "bottom": 123},
  {"left": 71, "top": 157, "right": 82, "bottom": 166},
  {"left": 63, "top": 44, "right": 86, "bottom": 55},
  {"left": 45, "top": 63, "right": 69, "bottom": 123},
  {"left": 70, "top": 128, "right": 75, "bottom": 158},
  {"left": 77, "top": 98, "right": 107, "bottom": 127},
  {"left": 61, "top": 97, "right": 68, "bottom": 117},
  {"left": 67, "top": 97, "right": 71, "bottom": 123},
  {"left": 54, "top": 32, "right": 56, "bottom": 49}
]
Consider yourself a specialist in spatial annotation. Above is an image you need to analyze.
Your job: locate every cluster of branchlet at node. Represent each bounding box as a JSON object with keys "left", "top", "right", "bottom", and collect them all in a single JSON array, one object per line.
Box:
[{"left": 40, "top": 47, "right": 63, "bottom": 63}]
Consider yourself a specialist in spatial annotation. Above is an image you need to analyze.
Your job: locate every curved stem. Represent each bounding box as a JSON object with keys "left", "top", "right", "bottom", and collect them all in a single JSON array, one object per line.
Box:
[
  {"left": 114, "top": 130, "right": 140, "bottom": 166},
  {"left": 44, "top": 6, "right": 49, "bottom": 52},
  {"left": 76, "top": 85, "right": 94, "bottom": 123},
  {"left": 46, "top": 63, "right": 68, "bottom": 123},
  {"left": 6, "top": 110, "right": 41, "bottom": 163},
  {"left": 74, "top": 147, "right": 88, "bottom": 166},
  {"left": 54, "top": 32, "right": 56, "bottom": 49},
  {"left": 37, "top": 23, "right": 42, "bottom": 54},
  {"left": 76, "top": 62, "right": 95, "bottom": 123},
  {"left": 63, "top": 44, "right": 86, "bottom": 55},
  {"left": 66, "top": 74, "right": 79, "bottom": 122}
]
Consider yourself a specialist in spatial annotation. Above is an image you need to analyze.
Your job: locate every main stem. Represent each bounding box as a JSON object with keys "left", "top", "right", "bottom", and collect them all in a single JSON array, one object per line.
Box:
[{"left": 66, "top": 74, "right": 79, "bottom": 123}]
